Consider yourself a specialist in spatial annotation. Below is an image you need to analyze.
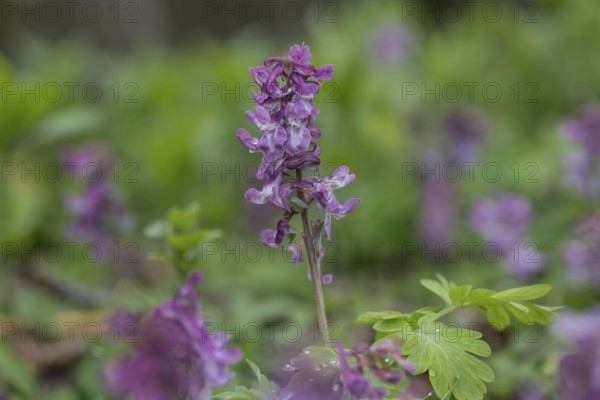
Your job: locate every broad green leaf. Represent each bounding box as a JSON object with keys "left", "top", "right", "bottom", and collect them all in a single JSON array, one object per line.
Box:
[
  {"left": 400, "top": 322, "right": 494, "bottom": 400},
  {"left": 361, "top": 309, "right": 440, "bottom": 330},
  {"left": 213, "top": 360, "right": 279, "bottom": 400},
  {"left": 492, "top": 285, "right": 552, "bottom": 302},
  {"left": 418, "top": 308, "right": 453, "bottom": 325},
  {"left": 504, "top": 303, "right": 557, "bottom": 326},
  {"left": 414, "top": 306, "right": 446, "bottom": 314},
  {"left": 508, "top": 302, "right": 530, "bottom": 313},
  {"left": 435, "top": 274, "right": 453, "bottom": 289},
  {"left": 449, "top": 287, "right": 495, "bottom": 307},
  {"left": 246, "top": 359, "right": 262, "bottom": 381},
  {"left": 419, "top": 277, "right": 556, "bottom": 329},
  {"left": 459, "top": 288, "right": 496, "bottom": 306},
  {"left": 421, "top": 279, "right": 452, "bottom": 306},
  {"left": 355, "top": 311, "right": 408, "bottom": 324},
  {"left": 477, "top": 289, "right": 556, "bottom": 329},
  {"left": 449, "top": 285, "right": 473, "bottom": 306},
  {"left": 246, "top": 359, "right": 279, "bottom": 400},
  {"left": 484, "top": 306, "right": 511, "bottom": 329},
  {"left": 373, "top": 318, "right": 411, "bottom": 333}
]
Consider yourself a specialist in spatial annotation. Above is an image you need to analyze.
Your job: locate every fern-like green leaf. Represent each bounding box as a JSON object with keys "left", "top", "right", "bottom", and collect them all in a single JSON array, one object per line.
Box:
[
  {"left": 420, "top": 276, "right": 557, "bottom": 329},
  {"left": 400, "top": 322, "right": 494, "bottom": 400}
]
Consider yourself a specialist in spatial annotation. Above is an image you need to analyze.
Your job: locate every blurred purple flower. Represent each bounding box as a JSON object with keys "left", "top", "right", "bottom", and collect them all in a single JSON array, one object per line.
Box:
[
  {"left": 418, "top": 159, "right": 456, "bottom": 248},
  {"left": 505, "top": 245, "right": 547, "bottom": 282},
  {"left": 238, "top": 43, "right": 360, "bottom": 276},
  {"left": 369, "top": 25, "right": 414, "bottom": 64},
  {"left": 443, "top": 109, "right": 486, "bottom": 164},
  {"left": 554, "top": 306, "right": 600, "bottom": 347},
  {"left": 471, "top": 194, "right": 545, "bottom": 280},
  {"left": 416, "top": 110, "right": 485, "bottom": 251},
  {"left": 560, "top": 106, "right": 600, "bottom": 197},
  {"left": 562, "top": 107, "right": 600, "bottom": 160},
  {"left": 563, "top": 214, "right": 600, "bottom": 288},
  {"left": 516, "top": 384, "right": 546, "bottom": 400},
  {"left": 107, "top": 271, "right": 241, "bottom": 400},
  {"left": 554, "top": 306, "right": 600, "bottom": 399},
  {"left": 62, "top": 144, "right": 128, "bottom": 254}
]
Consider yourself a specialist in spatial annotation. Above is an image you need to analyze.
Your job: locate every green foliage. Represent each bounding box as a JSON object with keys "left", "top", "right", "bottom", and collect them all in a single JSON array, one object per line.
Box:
[
  {"left": 0, "top": 342, "right": 35, "bottom": 398},
  {"left": 145, "top": 202, "right": 221, "bottom": 274},
  {"left": 214, "top": 360, "right": 280, "bottom": 400},
  {"left": 356, "top": 275, "right": 556, "bottom": 400},
  {"left": 400, "top": 321, "right": 494, "bottom": 400},
  {"left": 420, "top": 275, "right": 558, "bottom": 329}
]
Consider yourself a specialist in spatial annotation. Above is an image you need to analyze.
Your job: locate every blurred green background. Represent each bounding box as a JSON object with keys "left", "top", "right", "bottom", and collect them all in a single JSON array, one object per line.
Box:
[{"left": 0, "top": 0, "right": 598, "bottom": 398}]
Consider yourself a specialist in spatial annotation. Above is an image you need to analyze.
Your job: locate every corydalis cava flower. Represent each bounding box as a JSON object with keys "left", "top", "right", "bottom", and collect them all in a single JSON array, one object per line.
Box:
[
  {"left": 107, "top": 271, "right": 241, "bottom": 400},
  {"left": 560, "top": 106, "right": 600, "bottom": 198},
  {"left": 335, "top": 339, "right": 414, "bottom": 400},
  {"left": 417, "top": 109, "right": 485, "bottom": 250},
  {"left": 368, "top": 25, "right": 414, "bottom": 65},
  {"left": 563, "top": 214, "right": 600, "bottom": 289},
  {"left": 553, "top": 306, "right": 600, "bottom": 399},
  {"left": 278, "top": 341, "right": 413, "bottom": 400},
  {"left": 470, "top": 194, "right": 545, "bottom": 280},
  {"left": 237, "top": 43, "right": 360, "bottom": 279},
  {"left": 62, "top": 144, "right": 128, "bottom": 253},
  {"left": 418, "top": 151, "right": 456, "bottom": 248},
  {"left": 443, "top": 108, "right": 486, "bottom": 165}
]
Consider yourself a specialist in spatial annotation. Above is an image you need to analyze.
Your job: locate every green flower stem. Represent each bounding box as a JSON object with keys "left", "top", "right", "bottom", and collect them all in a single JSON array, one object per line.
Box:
[{"left": 296, "top": 169, "right": 331, "bottom": 346}]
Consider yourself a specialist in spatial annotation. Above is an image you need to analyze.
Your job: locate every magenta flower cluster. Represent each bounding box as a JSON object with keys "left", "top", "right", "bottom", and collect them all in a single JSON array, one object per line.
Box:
[
  {"left": 237, "top": 43, "right": 360, "bottom": 263},
  {"left": 107, "top": 272, "right": 241, "bottom": 400}
]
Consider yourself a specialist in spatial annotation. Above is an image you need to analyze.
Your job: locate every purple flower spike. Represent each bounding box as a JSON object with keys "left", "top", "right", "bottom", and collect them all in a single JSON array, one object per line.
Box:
[
  {"left": 107, "top": 271, "right": 242, "bottom": 400},
  {"left": 238, "top": 43, "right": 360, "bottom": 279},
  {"left": 237, "top": 42, "right": 338, "bottom": 199}
]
